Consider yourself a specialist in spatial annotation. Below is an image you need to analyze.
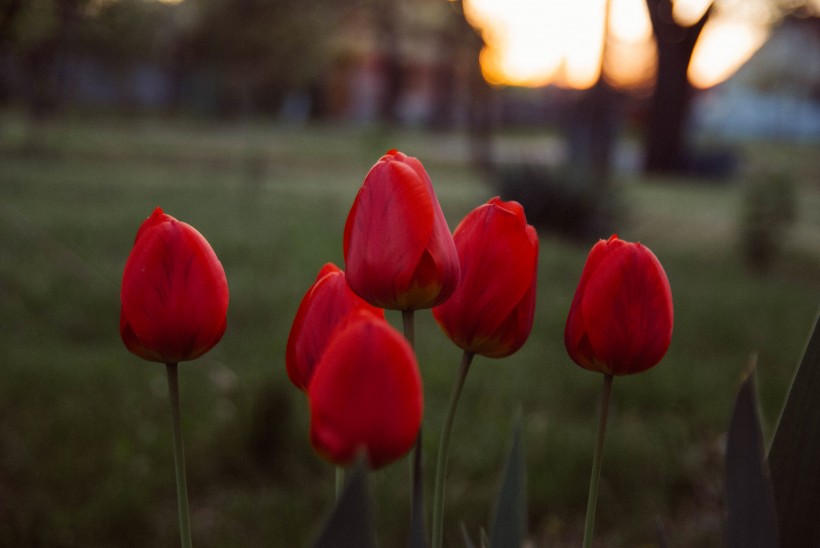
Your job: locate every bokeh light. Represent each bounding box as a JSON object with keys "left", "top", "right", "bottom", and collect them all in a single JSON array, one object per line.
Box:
[{"left": 463, "top": 0, "right": 771, "bottom": 89}]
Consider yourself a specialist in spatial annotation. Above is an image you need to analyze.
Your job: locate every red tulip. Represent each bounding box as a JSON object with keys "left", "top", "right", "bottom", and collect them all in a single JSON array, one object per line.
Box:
[
  {"left": 120, "top": 207, "right": 229, "bottom": 364},
  {"left": 308, "top": 312, "right": 423, "bottom": 469},
  {"left": 286, "top": 263, "right": 384, "bottom": 391},
  {"left": 565, "top": 235, "right": 673, "bottom": 376},
  {"left": 343, "top": 149, "right": 460, "bottom": 310},
  {"left": 433, "top": 197, "right": 539, "bottom": 358}
]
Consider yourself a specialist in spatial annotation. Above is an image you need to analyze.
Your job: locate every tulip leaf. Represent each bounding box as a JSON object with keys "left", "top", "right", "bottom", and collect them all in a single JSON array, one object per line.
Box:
[
  {"left": 489, "top": 414, "right": 526, "bottom": 548},
  {"left": 410, "top": 432, "right": 428, "bottom": 548},
  {"left": 767, "top": 312, "right": 820, "bottom": 548},
  {"left": 312, "top": 460, "right": 375, "bottom": 548},
  {"left": 481, "top": 528, "right": 490, "bottom": 548},
  {"left": 460, "top": 523, "right": 477, "bottom": 548},
  {"left": 725, "top": 365, "right": 779, "bottom": 548}
]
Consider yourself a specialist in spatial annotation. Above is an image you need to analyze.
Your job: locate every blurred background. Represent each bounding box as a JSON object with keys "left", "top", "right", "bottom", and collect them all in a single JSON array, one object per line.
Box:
[{"left": 0, "top": 0, "right": 818, "bottom": 546}]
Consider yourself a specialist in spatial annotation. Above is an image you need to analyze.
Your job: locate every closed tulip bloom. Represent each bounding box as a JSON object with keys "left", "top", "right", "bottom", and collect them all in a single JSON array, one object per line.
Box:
[
  {"left": 120, "top": 207, "right": 229, "bottom": 364},
  {"left": 343, "top": 149, "right": 460, "bottom": 310},
  {"left": 286, "top": 263, "right": 384, "bottom": 391},
  {"left": 565, "top": 235, "right": 673, "bottom": 376},
  {"left": 433, "top": 197, "right": 539, "bottom": 358},
  {"left": 308, "top": 312, "right": 423, "bottom": 469}
]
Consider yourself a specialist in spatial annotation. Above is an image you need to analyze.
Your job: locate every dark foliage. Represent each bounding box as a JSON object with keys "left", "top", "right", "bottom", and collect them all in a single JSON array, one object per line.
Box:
[
  {"left": 494, "top": 163, "right": 623, "bottom": 241},
  {"left": 739, "top": 171, "right": 797, "bottom": 273}
]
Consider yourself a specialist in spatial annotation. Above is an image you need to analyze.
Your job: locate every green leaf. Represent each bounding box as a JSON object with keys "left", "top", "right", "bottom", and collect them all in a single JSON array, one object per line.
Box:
[
  {"left": 725, "top": 363, "right": 779, "bottom": 548},
  {"left": 767, "top": 312, "right": 820, "bottom": 548},
  {"left": 459, "top": 523, "right": 476, "bottom": 548},
  {"left": 480, "top": 528, "right": 490, "bottom": 548},
  {"left": 489, "top": 413, "right": 526, "bottom": 548},
  {"left": 312, "top": 460, "right": 375, "bottom": 548}
]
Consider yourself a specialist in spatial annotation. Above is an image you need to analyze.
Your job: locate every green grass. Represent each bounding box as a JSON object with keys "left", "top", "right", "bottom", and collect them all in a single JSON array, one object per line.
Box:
[{"left": 0, "top": 112, "right": 818, "bottom": 547}]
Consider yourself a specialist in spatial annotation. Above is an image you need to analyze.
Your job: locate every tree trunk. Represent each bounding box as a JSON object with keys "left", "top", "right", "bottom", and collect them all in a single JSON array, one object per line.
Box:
[
  {"left": 644, "top": 0, "right": 712, "bottom": 174},
  {"left": 566, "top": 81, "right": 622, "bottom": 187},
  {"left": 467, "top": 59, "right": 493, "bottom": 170}
]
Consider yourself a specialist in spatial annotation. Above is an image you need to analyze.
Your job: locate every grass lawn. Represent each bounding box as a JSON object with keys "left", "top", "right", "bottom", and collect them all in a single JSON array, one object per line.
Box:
[{"left": 0, "top": 112, "right": 818, "bottom": 547}]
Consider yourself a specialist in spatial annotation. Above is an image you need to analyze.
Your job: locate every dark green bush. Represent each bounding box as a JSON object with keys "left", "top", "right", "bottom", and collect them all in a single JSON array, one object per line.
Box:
[
  {"left": 739, "top": 172, "right": 797, "bottom": 272},
  {"left": 494, "top": 163, "right": 623, "bottom": 241}
]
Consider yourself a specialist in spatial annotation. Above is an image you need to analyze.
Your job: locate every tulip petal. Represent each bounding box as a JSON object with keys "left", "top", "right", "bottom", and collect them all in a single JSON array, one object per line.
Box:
[
  {"left": 565, "top": 235, "right": 631, "bottom": 370},
  {"left": 564, "top": 236, "right": 626, "bottom": 366},
  {"left": 405, "top": 154, "right": 461, "bottom": 307},
  {"left": 285, "top": 263, "right": 383, "bottom": 390},
  {"left": 434, "top": 199, "right": 538, "bottom": 357},
  {"left": 462, "top": 206, "right": 534, "bottom": 334},
  {"left": 343, "top": 156, "right": 435, "bottom": 307},
  {"left": 120, "top": 211, "right": 228, "bottom": 363},
  {"left": 580, "top": 242, "right": 673, "bottom": 374},
  {"left": 308, "top": 314, "right": 423, "bottom": 469},
  {"left": 134, "top": 207, "right": 173, "bottom": 243},
  {"left": 477, "top": 269, "right": 538, "bottom": 358}
]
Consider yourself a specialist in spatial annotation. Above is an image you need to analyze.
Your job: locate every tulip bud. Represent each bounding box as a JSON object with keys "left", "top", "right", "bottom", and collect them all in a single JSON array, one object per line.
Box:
[
  {"left": 120, "top": 207, "right": 229, "bottom": 364},
  {"left": 286, "top": 263, "right": 384, "bottom": 391},
  {"left": 343, "top": 149, "right": 460, "bottom": 310},
  {"left": 433, "top": 197, "right": 539, "bottom": 358},
  {"left": 308, "top": 312, "right": 423, "bottom": 469},
  {"left": 565, "top": 235, "right": 673, "bottom": 375}
]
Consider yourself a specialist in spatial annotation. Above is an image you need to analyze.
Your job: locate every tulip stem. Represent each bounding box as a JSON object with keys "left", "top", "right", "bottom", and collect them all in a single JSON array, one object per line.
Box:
[
  {"left": 432, "top": 350, "right": 475, "bottom": 548},
  {"left": 335, "top": 466, "right": 345, "bottom": 500},
  {"left": 401, "top": 309, "right": 426, "bottom": 544},
  {"left": 402, "top": 309, "right": 415, "bottom": 349},
  {"left": 582, "top": 373, "right": 614, "bottom": 548},
  {"left": 166, "top": 363, "right": 193, "bottom": 548}
]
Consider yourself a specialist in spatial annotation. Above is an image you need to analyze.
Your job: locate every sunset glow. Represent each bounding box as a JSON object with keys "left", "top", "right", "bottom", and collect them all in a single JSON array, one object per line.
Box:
[
  {"left": 605, "top": 0, "right": 657, "bottom": 88},
  {"left": 463, "top": 0, "right": 770, "bottom": 89},
  {"left": 688, "top": 18, "right": 769, "bottom": 88},
  {"left": 465, "top": 0, "right": 607, "bottom": 88}
]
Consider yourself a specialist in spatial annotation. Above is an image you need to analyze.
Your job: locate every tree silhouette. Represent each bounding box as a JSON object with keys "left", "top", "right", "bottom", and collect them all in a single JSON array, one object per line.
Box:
[{"left": 644, "top": 0, "right": 712, "bottom": 174}]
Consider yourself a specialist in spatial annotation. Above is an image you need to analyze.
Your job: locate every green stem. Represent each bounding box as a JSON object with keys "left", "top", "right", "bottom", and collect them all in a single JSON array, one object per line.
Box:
[
  {"left": 432, "top": 350, "right": 475, "bottom": 548},
  {"left": 402, "top": 309, "right": 415, "bottom": 350},
  {"left": 582, "top": 373, "right": 614, "bottom": 548},
  {"left": 166, "top": 362, "right": 193, "bottom": 548},
  {"left": 401, "top": 309, "right": 427, "bottom": 544},
  {"left": 335, "top": 466, "right": 345, "bottom": 501}
]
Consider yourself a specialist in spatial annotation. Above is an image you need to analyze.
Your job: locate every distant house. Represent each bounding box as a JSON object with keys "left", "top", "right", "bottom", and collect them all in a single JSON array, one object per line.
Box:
[{"left": 692, "top": 15, "right": 820, "bottom": 141}]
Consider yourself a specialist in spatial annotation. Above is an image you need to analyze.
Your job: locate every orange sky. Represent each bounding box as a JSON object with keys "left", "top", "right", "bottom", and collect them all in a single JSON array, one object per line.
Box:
[{"left": 462, "top": 0, "right": 771, "bottom": 89}]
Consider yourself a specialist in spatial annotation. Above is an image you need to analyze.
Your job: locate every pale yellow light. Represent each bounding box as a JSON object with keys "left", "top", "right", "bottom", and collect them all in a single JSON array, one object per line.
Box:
[
  {"left": 689, "top": 17, "right": 768, "bottom": 88},
  {"left": 610, "top": 0, "right": 653, "bottom": 42},
  {"left": 606, "top": 0, "right": 656, "bottom": 89},
  {"left": 464, "top": 0, "right": 606, "bottom": 88},
  {"left": 561, "top": 1, "right": 606, "bottom": 88},
  {"left": 463, "top": 0, "right": 769, "bottom": 90},
  {"left": 672, "top": 0, "right": 713, "bottom": 26}
]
